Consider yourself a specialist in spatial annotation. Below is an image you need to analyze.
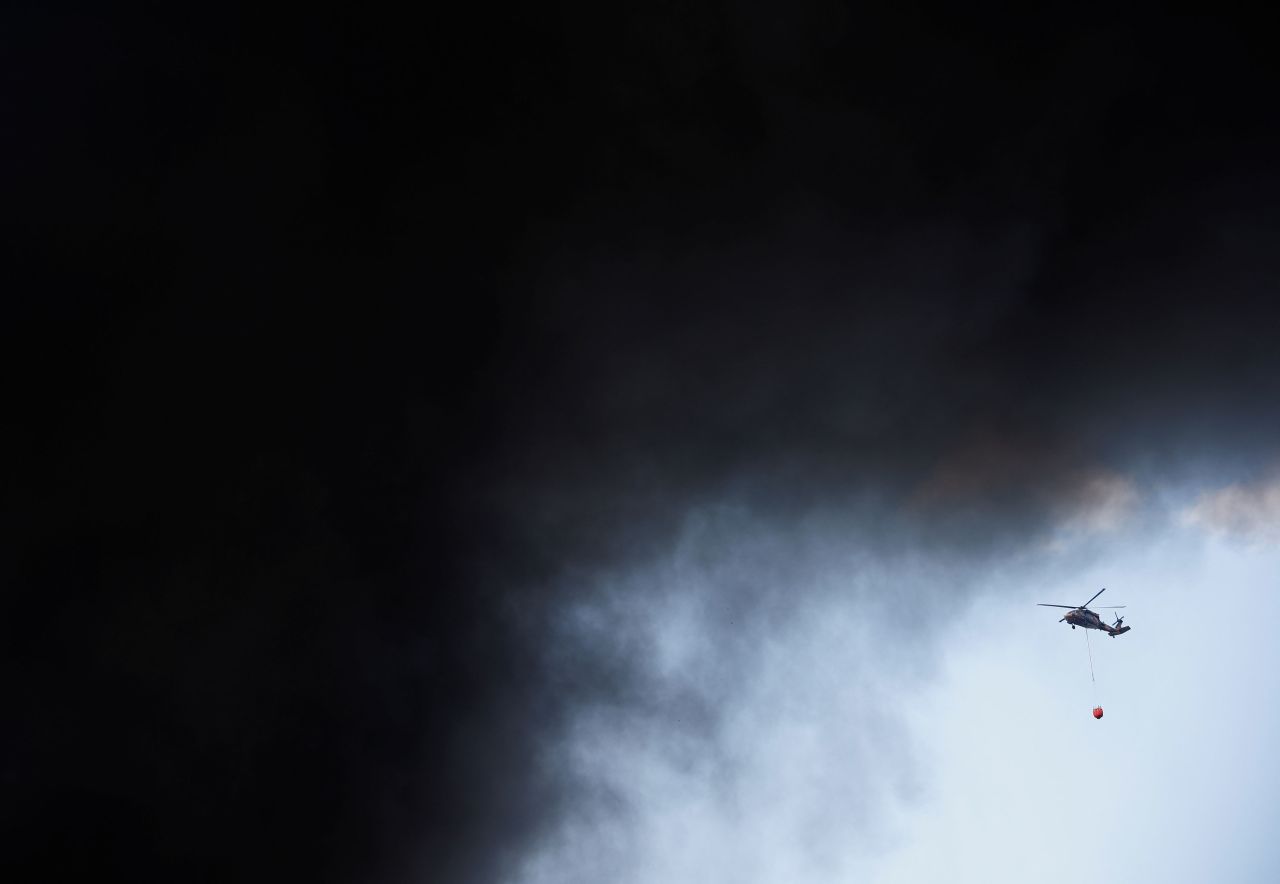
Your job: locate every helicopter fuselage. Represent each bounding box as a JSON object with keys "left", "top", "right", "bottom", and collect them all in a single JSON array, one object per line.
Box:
[{"left": 1064, "top": 608, "right": 1129, "bottom": 636}]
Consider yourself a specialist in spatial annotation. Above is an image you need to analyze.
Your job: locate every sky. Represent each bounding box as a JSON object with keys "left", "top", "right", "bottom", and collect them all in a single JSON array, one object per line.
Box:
[
  {"left": 5, "top": 5, "right": 1280, "bottom": 883},
  {"left": 512, "top": 476, "right": 1280, "bottom": 884},
  {"left": 878, "top": 531, "right": 1280, "bottom": 884}
]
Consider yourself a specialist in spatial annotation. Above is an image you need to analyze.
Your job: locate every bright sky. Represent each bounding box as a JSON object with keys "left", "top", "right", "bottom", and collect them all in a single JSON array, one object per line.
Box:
[
  {"left": 876, "top": 528, "right": 1280, "bottom": 884},
  {"left": 518, "top": 475, "right": 1280, "bottom": 883}
]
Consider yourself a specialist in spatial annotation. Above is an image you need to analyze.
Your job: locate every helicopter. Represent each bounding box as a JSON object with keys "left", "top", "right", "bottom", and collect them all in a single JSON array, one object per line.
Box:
[{"left": 1038, "top": 587, "right": 1130, "bottom": 636}]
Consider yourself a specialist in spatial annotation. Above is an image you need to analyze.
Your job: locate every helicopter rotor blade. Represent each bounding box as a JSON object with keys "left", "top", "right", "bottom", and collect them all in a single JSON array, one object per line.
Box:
[
  {"left": 1037, "top": 604, "right": 1078, "bottom": 608},
  {"left": 1082, "top": 587, "right": 1106, "bottom": 608},
  {"left": 1095, "top": 606, "right": 1126, "bottom": 608}
]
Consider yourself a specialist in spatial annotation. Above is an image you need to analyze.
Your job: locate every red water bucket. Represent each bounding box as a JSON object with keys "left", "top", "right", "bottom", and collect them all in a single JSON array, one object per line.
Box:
[{"left": 1092, "top": 706, "right": 1104, "bottom": 719}]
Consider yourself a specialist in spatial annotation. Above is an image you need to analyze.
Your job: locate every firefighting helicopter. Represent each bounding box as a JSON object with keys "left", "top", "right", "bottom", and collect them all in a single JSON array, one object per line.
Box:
[{"left": 1038, "top": 587, "right": 1130, "bottom": 636}]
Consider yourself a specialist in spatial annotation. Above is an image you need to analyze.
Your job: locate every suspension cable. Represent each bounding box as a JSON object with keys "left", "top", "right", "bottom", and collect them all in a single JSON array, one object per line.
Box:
[{"left": 1084, "top": 627, "right": 1098, "bottom": 706}]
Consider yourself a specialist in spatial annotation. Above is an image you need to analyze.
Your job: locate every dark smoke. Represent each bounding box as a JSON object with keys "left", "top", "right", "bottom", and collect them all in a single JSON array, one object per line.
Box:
[{"left": 5, "top": 5, "right": 1280, "bottom": 882}]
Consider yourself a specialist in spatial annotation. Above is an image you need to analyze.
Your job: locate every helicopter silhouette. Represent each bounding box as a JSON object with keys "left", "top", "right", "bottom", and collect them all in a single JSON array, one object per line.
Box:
[{"left": 1038, "top": 587, "right": 1130, "bottom": 636}]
